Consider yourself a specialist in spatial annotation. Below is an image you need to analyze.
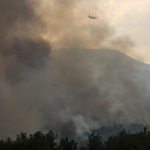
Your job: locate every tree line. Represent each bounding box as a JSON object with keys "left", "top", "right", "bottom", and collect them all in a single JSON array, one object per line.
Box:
[{"left": 1, "top": 127, "right": 150, "bottom": 150}]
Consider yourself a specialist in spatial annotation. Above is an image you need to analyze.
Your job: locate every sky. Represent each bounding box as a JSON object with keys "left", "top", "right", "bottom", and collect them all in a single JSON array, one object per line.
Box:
[
  {"left": 41, "top": 0, "right": 150, "bottom": 64},
  {"left": 100, "top": 0, "right": 150, "bottom": 64}
]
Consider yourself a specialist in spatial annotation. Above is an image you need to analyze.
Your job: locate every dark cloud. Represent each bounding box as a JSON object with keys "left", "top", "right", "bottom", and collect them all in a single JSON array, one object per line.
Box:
[
  {"left": 0, "top": 0, "right": 51, "bottom": 139},
  {"left": 0, "top": 0, "right": 40, "bottom": 42},
  {"left": 0, "top": 0, "right": 50, "bottom": 83},
  {"left": 4, "top": 38, "right": 50, "bottom": 83},
  {"left": 54, "top": 119, "right": 77, "bottom": 139}
]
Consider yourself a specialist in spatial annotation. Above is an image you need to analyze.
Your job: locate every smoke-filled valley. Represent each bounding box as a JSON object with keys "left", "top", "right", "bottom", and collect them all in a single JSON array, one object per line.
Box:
[{"left": 0, "top": 0, "right": 150, "bottom": 141}]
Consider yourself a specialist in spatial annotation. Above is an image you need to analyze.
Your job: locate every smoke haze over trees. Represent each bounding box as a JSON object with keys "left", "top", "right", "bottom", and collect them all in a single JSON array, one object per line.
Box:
[{"left": 1, "top": 127, "right": 150, "bottom": 150}]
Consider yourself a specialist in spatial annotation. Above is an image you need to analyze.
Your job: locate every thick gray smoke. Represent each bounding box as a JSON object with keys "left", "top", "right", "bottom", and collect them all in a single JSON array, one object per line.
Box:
[
  {"left": 0, "top": 0, "right": 149, "bottom": 140},
  {"left": 0, "top": 0, "right": 50, "bottom": 83},
  {"left": 42, "top": 48, "right": 149, "bottom": 139},
  {"left": 0, "top": 0, "right": 51, "bottom": 139}
]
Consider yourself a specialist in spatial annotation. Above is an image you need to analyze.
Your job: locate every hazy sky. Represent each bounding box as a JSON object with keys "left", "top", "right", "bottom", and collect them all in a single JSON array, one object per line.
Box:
[
  {"left": 42, "top": 0, "right": 150, "bottom": 64},
  {"left": 100, "top": 0, "right": 150, "bottom": 64}
]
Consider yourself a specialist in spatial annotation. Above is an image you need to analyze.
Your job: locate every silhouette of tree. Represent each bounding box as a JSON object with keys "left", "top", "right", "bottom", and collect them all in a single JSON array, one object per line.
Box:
[
  {"left": 1, "top": 127, "right": 150, "bottom": 150},
  {"left": 79, "top": 146, "right": 87, "bottom": 150},
  {"left": 58, "top": 137, "right": 77, "bottom": 150},
  {"left": 45, "top": 130, "right": 58, "bottom": 149},
  {"left": 0, "top": 140, "right": 6, "bottom": 150},
  {"left": 27, "top": 131, "right": 57, "bottom": 150},
  {"left": 86, "top": 133, "right": 104, "bottom": 150},
  {"left": 14, "top": 132, "right": 28, "bottom": 150},
  {"left": 4, "top": 137, "right": 15, "bottom": 150}
]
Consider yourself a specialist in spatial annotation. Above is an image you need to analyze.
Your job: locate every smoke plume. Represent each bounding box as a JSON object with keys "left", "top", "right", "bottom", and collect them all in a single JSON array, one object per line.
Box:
[
  {"left": 0, "top": 0, "right": 51, "bottom": 138},
  {"left": 0, "top": 0, "right": 149, "bottom": 140}
]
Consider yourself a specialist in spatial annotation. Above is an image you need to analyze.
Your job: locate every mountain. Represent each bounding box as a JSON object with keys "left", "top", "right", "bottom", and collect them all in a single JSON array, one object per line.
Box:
[
  {"left": 42, "top": 48, "right": 150, "bottom": 139},
  {"left": 51, "top": 48, "right": 150, "bottom": 98}
]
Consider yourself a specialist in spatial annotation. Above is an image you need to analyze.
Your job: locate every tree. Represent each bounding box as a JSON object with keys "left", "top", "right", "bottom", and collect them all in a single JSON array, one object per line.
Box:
[
  {"left": 15, "top": 132, "right": 28, "bottom": 150},
  {"left": 79, "top": 147, "right": 87, "bottom": 150},
  {"left": 4, "top": 137, "right": 15, "bottom": 150},
  {"left": 86, "top": 133, "right": 104, "bottom": 150},
  {"left": 45, "top": 130, "right": 58, "bottom": 149},
  {"left": 27, "top": 131, "right": 58, "bottom": 150},
  {"left": 58, "top": 137, "right": 78, "bottom": 150}
]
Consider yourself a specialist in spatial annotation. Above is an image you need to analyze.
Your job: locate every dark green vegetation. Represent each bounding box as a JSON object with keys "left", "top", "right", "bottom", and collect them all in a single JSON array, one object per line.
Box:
[{"left": 1, "top": 127, "right": 150, "bottom": 150}]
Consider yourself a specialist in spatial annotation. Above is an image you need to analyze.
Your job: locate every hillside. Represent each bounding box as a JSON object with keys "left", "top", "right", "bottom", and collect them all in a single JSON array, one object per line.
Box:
[{"left": 51, "top": 48, "right": 150, "bottom": 98}]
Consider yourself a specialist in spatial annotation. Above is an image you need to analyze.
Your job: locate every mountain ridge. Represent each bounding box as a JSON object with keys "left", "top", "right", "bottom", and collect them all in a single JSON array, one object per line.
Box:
[
  {"left": 51, "top": 48, "right": 150, "bottom": 98},
  {"left": 52, "top": 48, "right": 150, "bottom": 71}
]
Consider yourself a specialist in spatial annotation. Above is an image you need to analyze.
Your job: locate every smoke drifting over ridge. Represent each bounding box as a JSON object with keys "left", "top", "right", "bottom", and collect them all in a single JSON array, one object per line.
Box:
[
  {"left": 0, "top": 0, "right": 149, "bottom": 140},
  {"left": 38, "top": 0, "right": 136, "bottom": 56}
]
